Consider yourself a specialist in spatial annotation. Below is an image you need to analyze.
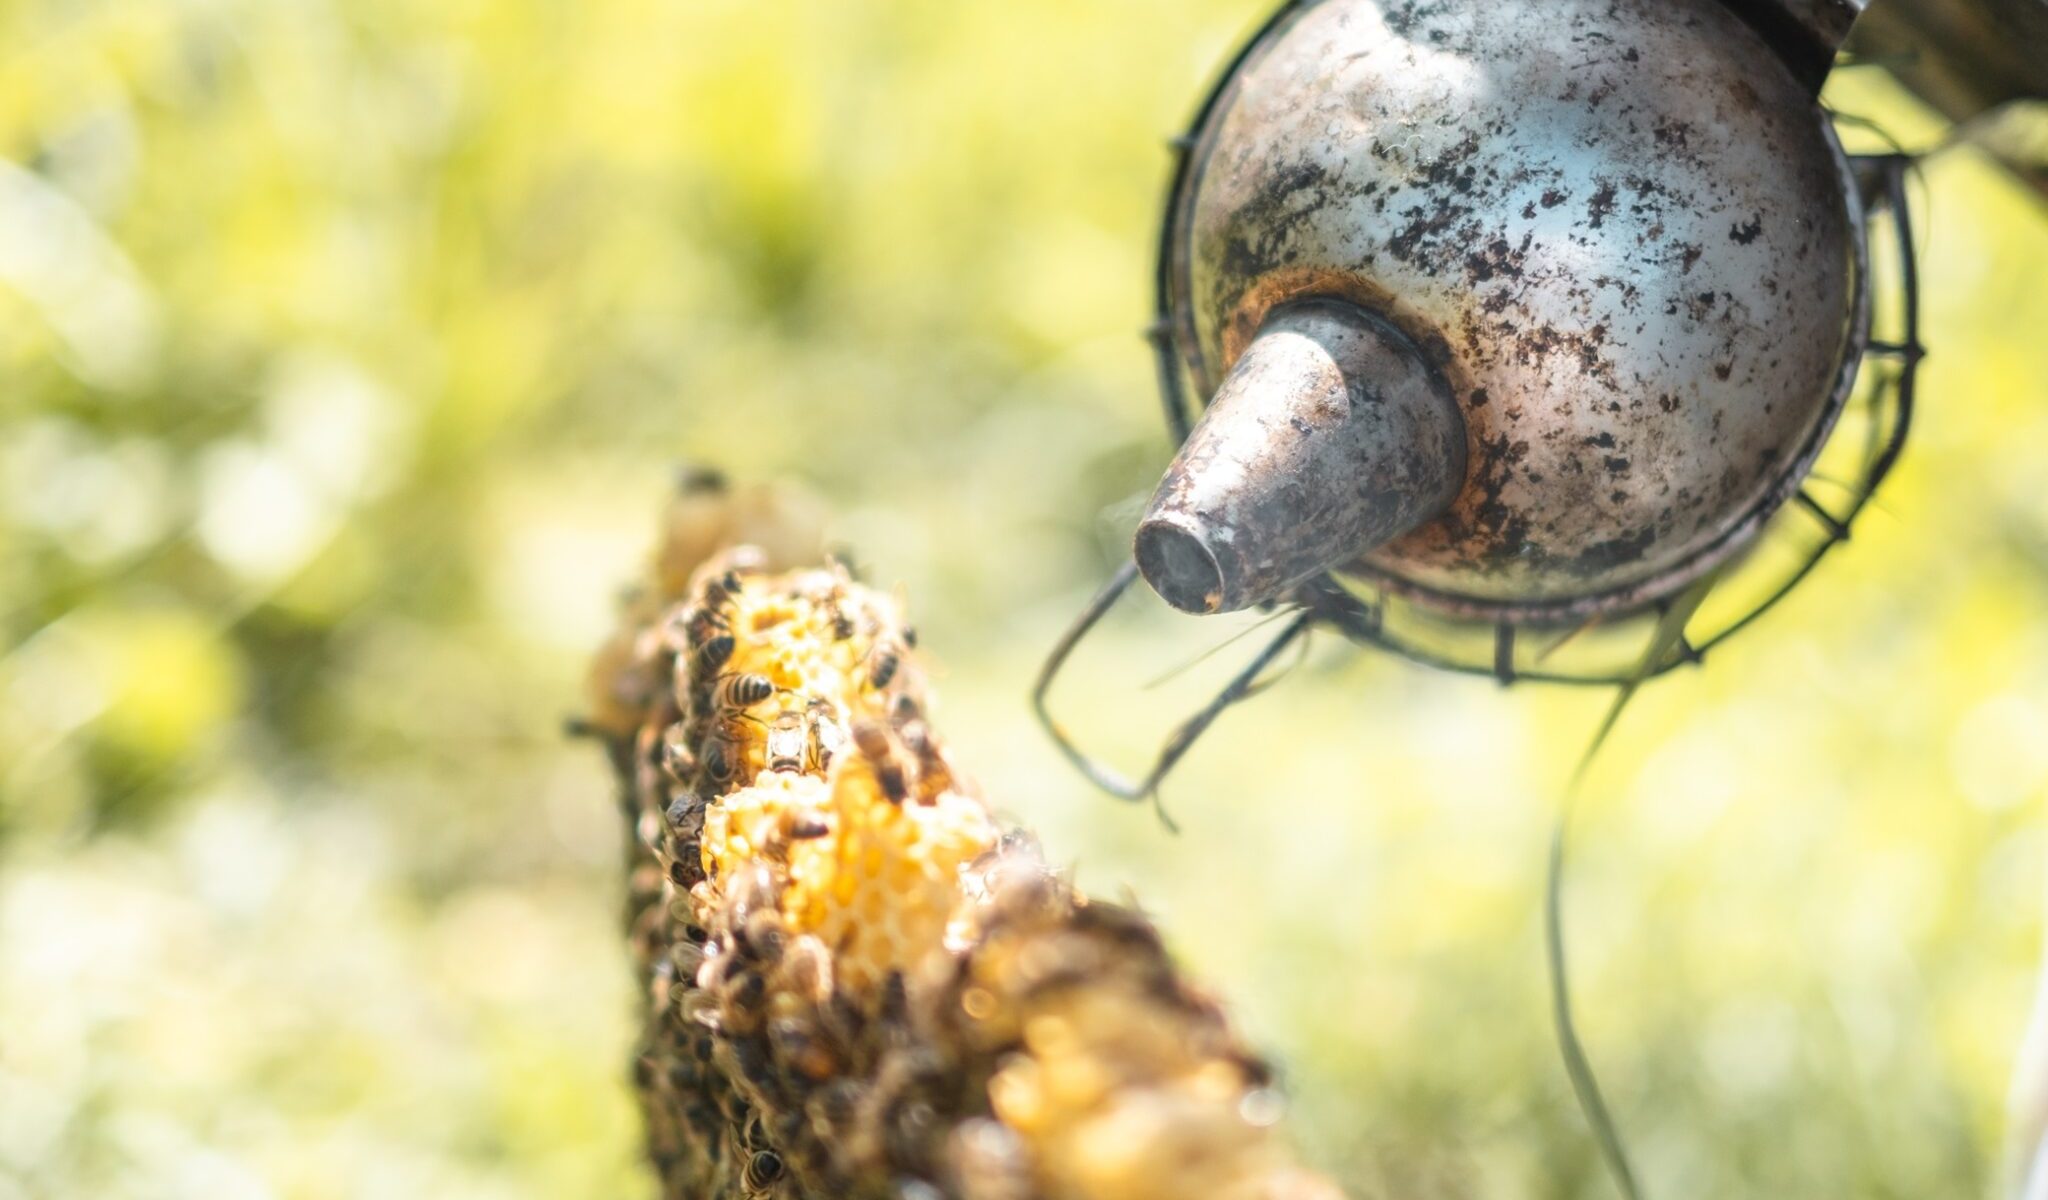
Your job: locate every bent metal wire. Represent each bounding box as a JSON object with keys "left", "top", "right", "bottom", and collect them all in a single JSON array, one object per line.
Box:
[{"left": 1034, "top": 115, "right": 1923, "bottom": 804}]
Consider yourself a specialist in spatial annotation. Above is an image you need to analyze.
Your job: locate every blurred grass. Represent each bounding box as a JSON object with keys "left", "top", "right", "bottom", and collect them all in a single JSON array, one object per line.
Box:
[{"left": 1, "top": 2, "right": 2046, "bottom": 1198}]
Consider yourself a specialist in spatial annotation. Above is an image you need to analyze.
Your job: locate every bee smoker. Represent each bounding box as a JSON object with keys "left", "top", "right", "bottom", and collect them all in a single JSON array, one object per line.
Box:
[{"left": 1036, "top": 0, "right": 2048, "bottom": 799}]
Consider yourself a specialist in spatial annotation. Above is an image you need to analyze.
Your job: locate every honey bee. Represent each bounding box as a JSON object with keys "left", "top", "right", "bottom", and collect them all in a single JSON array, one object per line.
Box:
[
  {"left": 877, "top": 969, "right": 909, "bottom": 1023},
  {"left": 712, "top": 672, "right": 776, "bottom": 713},
  {"left": 665, "top": 789, "right": 706, "bottom": 836},
  {"left": 722, "top": 1034, "right": 776, "bottom": 1098},
  {"left": 701, "top": 569, "right": 745, "bottom": 612},
  {"left": 813, "top": 1077, "right": 862, "bottom": 1132},
  {"left": 865, "top": 641, "right": 902, "bottom": 691},
  {"left": 752, "top": 807, "right": 829, "bottom": 867},
  {"left": 660, "top": 726, "right": 698, "bottom": 780},
  {"left": 769, "top": 1016, "right": 838, "bottom": 1082},
  {"left": 654, "top": 601, "right": 714, "bottom": 655},
  {"left": 821, "top": 592, "right": 857, "bottom": 642},
  {"left": 678, "top": 988, "right": 722, "bottom": 1033},
  {"left": 684, "top": 605, "right": 729, "bottom": 648},
  {"left": 777, "top": 935, "right": 833, "bottom": 1006},
  {"left": 719, "top": 972, "right": 767, "bottom": 1037},
  {"left": 806, "top": 697, "right": 845, "bottom": 769},
  {"left": 727, "top": 864, "right": 777, "bottom": 929},
  {"left": 695, "top": 633, "right": 736, "bottom": 673},
  {"left": 742, "top": 1150, "right": 785, "bottom": 1194},
  {"left": 676, "top": 465, "right": 727, "bottom": 495},
  {"left": 896, "top": 717, "right": 952, "bottom": 802},
  {"left": 669, "top": 937, "right": 706, "bottom": 981},
  {"left": 764, "top": 708, "right": 812, "bottom": 775},
  {"left": 850, "top": 719, "right": 908, "bottom": 804},
  {"left": 698, "top": 723, "right": 751, "bottom": 789},
  {"left": 739, "top": 907, "right": 786, "bottom": 966}
]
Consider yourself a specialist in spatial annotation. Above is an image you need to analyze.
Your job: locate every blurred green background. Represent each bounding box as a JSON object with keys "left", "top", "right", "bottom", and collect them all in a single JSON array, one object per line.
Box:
[{"left": 3, "top": 1, "right": 2047, "bottom": 1197}]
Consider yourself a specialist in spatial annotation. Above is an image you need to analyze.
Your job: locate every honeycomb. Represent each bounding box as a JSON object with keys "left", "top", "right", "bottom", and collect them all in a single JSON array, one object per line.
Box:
[{"left": 584, "top": 475, "right": 1341, "bottom": 1199}]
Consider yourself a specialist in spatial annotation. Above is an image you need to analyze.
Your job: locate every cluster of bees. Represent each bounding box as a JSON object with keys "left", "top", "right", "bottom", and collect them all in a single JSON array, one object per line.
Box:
[
  {"left": 665, "top": 554, "right": 928, "bottom": 808},
  {"left": 583, "top": 476, "right": 1340, "bottom": 1200}
]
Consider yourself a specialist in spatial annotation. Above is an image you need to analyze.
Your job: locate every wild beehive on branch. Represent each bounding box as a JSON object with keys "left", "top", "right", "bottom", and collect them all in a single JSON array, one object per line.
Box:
[{"left": 580, "top": 474, "right": 1341, "bottom": 1200}]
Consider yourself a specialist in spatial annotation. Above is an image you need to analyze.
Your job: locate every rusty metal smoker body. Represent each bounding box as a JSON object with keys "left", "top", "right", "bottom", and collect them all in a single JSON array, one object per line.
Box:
[
  {"left": 1141, "top": 0, "right": 1869, "bottom": 622},
  {"left": 1034, "top": 0, "right": 1965, "bottom": 800}
]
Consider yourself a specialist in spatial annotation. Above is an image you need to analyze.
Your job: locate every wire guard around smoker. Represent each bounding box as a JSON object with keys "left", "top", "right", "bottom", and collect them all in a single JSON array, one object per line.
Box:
[{"left": 1032, "top": 149, "right": 1922, "bottom": 804}]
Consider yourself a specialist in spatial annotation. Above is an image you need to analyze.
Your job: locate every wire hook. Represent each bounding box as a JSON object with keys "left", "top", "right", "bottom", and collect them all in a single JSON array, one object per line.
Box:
[{"left": 1032, "top": 561, "right": 1316, "bottom": 826}]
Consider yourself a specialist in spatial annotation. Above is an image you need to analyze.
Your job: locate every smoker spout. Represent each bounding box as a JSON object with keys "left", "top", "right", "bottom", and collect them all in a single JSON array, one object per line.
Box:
[{"left": 1135, "top": 300, "right": 1466, "bottom": 615}]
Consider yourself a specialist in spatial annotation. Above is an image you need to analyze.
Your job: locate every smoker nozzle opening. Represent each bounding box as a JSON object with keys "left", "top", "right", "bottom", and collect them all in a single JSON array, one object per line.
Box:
[{"left": 1135, "top": 519, "right": 1227, "bottom": 615}]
